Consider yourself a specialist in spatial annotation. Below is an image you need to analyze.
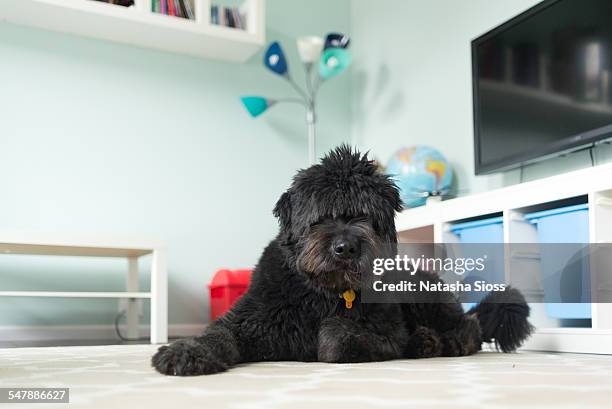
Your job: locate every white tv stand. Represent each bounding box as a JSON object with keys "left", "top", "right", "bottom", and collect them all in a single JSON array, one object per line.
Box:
[{"left": 395, "top": 163, "right": 612, "bottom": 354}]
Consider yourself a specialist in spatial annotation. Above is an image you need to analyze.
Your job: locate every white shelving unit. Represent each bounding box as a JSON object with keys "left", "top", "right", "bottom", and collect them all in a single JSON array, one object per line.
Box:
[
  {"left": 0, "top": 233, "right": 168, "bottom": 344},
  {"left": 396, "top": 163, "right": 612, "bottom": 354},
  {"left": 0, "top": 0, "right": 266, "bottom": 62}
]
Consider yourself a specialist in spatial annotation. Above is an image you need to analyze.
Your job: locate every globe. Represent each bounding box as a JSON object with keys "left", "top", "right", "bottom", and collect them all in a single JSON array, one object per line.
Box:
[{"left": 385, "top": 146, "right": 453, "bottom": 208}]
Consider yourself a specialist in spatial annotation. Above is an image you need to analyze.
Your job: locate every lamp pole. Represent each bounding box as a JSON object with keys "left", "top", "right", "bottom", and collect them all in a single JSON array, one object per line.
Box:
[
  {"left": 306, "top": 105, "right": 316, "bottom": 165},
  {"left": 287, "top": 74, "right": 317, "bottom": 165}
]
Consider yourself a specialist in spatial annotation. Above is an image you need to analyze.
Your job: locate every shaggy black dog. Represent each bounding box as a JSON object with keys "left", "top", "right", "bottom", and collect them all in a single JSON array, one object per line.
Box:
[{"left": 152, "top": 145, "right": 533, "bottom": 375}]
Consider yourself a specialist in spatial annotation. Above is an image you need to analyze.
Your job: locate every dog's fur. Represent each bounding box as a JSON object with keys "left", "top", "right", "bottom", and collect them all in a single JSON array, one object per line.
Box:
[{"left": 152, "top": 145, "right": 533, "bottom": 375}]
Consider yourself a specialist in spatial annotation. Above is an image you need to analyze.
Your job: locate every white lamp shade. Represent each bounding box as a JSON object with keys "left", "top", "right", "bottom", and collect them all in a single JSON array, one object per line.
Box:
[{"left": 297, "top": 36, "right": 324, "bottom": 63}]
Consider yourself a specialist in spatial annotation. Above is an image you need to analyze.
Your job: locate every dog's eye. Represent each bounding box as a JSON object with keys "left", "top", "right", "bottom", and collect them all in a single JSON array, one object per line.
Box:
[{"left": 349, "top": 215, "right": 368, "bottom": 224}]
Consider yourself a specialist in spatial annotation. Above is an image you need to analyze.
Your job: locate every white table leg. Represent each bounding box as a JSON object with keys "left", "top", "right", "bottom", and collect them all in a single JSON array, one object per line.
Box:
[
  {"left": 126, "top": 256, "right": 139, "bottom": 339},
  {"left": 150, "top": 247, "right": 168, "bottom": 344}
]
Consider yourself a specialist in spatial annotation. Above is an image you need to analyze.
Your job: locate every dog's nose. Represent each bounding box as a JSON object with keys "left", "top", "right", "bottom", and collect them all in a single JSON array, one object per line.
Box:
[{"left": 332, "top": 238, "right": 360, "bottom": 259}]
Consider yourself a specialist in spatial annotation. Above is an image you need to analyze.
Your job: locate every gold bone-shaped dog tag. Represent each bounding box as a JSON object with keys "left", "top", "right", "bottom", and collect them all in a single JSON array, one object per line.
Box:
[{"left": 342, "top": 289, "right": 356, "bottom": 309}]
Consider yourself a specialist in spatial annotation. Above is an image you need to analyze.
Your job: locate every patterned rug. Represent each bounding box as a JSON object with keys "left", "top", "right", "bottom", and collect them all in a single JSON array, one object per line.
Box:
[{"left": 1, "top": 345, "right": 611, "bottom": 409}]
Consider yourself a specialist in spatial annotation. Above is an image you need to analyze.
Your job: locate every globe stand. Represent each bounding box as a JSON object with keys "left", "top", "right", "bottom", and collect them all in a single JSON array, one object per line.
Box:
[{"left": 425, "top": 193, "right": 443, "bottom": 206}]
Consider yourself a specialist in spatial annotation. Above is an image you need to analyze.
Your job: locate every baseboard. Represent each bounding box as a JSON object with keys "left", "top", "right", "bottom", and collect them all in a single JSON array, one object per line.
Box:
[
  {"left": 520, "top": 328, "right": 612, "bottom": 354},
  {"left": 0, "top": 323, "right": 205, "bottom": 342}
]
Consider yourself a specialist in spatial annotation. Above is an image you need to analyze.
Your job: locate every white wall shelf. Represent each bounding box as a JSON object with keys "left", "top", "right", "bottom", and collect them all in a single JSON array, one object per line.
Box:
[
  {"left": 396, "top": 162, "right": 612, "bottom": 354},
  {"left": 0, "top": 0, "right": 266, "bottom": 62}
]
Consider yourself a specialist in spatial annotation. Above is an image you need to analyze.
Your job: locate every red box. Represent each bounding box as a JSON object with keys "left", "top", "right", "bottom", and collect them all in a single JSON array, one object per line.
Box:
[{"left": 208, "top": 269, "right": 252, "bottom": 321}]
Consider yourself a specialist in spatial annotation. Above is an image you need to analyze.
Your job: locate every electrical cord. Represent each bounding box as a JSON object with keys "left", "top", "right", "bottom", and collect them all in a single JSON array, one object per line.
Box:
[{"left": 114, "top": 309, "right": 143, "bottom": 342}]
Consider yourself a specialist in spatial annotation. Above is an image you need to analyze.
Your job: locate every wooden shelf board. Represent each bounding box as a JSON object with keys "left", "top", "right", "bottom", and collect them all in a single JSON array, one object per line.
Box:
[
  {"left": 0, "top": 233, "right": 163, "bottom": 257},
  {"left": 0, "top": 244, "right": 152, "bottom": 258}
]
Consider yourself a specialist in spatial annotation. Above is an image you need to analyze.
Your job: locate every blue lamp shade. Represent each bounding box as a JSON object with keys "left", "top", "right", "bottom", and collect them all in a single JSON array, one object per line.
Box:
[
  {"left": 324, "top": 32, "right": 350, "bottom": 50},
  {"left": 264, "top": 41, "right": 288, "bottom": 76},
  {"left": 319, "top": 48, "right": 352, "bottom": 80},
  {"left": 240, "top": 96, "right": 271, "bottom": 117}
]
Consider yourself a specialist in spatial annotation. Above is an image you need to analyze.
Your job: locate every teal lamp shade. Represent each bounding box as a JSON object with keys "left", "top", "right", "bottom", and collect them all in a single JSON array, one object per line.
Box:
[
  {"left": 319, "top": 48, "right": 352, "bottom": 80},
  {"left": 240, "top": 96, "right": 271, "bottom": 117}
]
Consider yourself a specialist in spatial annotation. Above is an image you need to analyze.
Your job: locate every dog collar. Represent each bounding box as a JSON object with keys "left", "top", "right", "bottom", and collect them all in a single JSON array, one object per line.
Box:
[{"left": 341, "top": 289, "right": 356, "bottom": 309}]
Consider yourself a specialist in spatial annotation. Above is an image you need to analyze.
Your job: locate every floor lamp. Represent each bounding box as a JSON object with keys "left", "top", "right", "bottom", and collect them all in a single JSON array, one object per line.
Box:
[{"left": 240, "top": 33, "right": 351, "bottom": 165}]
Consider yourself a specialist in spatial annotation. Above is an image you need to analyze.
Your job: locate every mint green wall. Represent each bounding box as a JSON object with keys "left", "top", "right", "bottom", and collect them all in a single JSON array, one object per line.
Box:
[
  {"left": 5, "top": 0, "right": 608, "bottom": 333},
  {"left": 0, "top": 0, "right": 350, "bottom": 328},
  {"left": 350, "top": 0, "right": 612, "bottom": 195}
]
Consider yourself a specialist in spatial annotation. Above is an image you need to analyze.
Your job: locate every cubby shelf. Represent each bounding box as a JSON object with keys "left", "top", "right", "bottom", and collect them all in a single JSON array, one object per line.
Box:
[
  {"left": 396, "top": 162, "right": 612, "bottom": 354},
  {"left": 0, "top": 0, "right": 266, "bottom": 62}
]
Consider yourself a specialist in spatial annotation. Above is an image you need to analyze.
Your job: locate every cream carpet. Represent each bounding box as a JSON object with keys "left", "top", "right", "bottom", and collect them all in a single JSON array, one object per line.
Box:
[{"left": 1, "top": 345, "right": 611, "bottom": 409}]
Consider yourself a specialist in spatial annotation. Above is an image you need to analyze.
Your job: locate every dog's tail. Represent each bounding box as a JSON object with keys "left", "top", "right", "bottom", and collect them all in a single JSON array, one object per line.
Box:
[{"left": 468, "top": 286, "right": 534, "bottom": 352}]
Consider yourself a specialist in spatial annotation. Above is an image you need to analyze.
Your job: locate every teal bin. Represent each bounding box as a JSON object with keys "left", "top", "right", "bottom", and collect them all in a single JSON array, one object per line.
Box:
[
  {"left": 451, "top": 217, "right": 504, "bottom": 243},
  {"left": 450, "top": 217, "right": 504, "bottom": 311},
  {"left": 524, "top": 203, "right": 591, "bottom": 319}
]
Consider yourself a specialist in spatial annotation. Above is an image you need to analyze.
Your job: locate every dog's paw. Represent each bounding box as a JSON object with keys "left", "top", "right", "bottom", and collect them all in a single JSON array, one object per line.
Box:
[
  {"left": 441, "top": 315, "right": 482, "bottom": 357},
  {"left": 152, "top": 338, "right": 227, "bottom": 376},
  {"left": 405, "top": 326, "right": 442, "bottom": 358},
  {"left": 318, "top": 332, "right": 372, "bottom": 363},
  {"left": 318, "top": 317, "right": 396, "bottom": 363}
]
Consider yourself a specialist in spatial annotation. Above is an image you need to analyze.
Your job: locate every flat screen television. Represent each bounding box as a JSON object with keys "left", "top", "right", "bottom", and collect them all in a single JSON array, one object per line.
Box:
[{"left": 472, "top": 0, "right": 612, "bottom": 174}]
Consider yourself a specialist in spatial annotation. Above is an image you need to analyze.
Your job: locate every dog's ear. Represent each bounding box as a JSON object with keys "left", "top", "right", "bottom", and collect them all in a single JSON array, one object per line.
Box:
[{"left": 273, "top": 191, "right": 292, "bottom": 232}]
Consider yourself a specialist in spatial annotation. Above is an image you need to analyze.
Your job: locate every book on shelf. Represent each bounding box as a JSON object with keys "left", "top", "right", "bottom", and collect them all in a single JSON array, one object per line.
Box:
[
  {"left": 210, "top": 4, "right": 246, "bottom": 30},
  {"left": 225, "top": 7, "right": 234, "bottom": 28},
  {"left": 232, "top": 8, "right": 243, "bottom": 29},
  {"left": 182, "top": 0, "right": 194, "bottom": 19},
  {"left": 152, "top": 0, "right": 195, "bottom": 20},
  {"left": 211, "top": 5, "right": 218, "bottom": 24},
  {"left": 92, "top": 0, "right": 135, "bottom": 6}
]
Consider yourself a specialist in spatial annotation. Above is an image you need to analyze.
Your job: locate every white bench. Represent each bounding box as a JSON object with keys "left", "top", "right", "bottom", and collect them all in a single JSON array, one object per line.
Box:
[{"left": 0, "top": 233, "right": 167, "bottom": 344}]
